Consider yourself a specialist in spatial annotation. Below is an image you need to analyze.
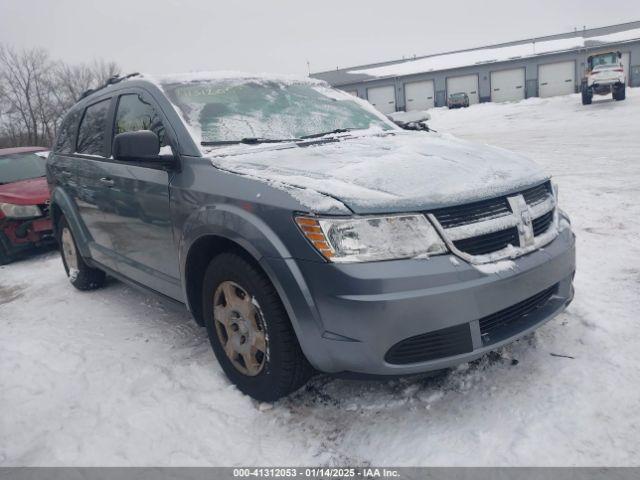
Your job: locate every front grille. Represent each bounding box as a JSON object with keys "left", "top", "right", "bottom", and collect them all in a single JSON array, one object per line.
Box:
[
  {"left": 385, "top": 323, "right": 473, "bottom": 365},
  {"left": 479, "top": 283, "right": 558, "bottom": 345},
  {"left": 431, "top": 196, "right": 511, "bottom": 229},
  {"left": 428, "top": 181, "right": 556, "bottom": 261},
  {"left": 532, "top": 210, "right": 553, "bottom": 236},
  {"left": 453, "top": 227, "right": 519, "bottom": 256}
]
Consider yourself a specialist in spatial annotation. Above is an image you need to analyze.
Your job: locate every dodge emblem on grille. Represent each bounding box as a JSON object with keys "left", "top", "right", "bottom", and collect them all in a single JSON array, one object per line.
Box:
[{"left": 508, "top": 194, "right": 535, "bottom": 247}]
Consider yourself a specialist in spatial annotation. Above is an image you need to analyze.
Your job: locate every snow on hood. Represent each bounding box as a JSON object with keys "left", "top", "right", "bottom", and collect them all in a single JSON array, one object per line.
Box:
[{"left": 209, "top": 131, "right": 549, "bottom": 214}]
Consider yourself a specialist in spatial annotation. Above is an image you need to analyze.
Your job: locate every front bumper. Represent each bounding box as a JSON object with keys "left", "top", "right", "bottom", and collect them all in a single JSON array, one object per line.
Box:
[
  {"left": 264, "top": 227, "right": 575, "bottom": 375},
  {"left": 0, "top": 216, "right": 55, "bottom": 258}
]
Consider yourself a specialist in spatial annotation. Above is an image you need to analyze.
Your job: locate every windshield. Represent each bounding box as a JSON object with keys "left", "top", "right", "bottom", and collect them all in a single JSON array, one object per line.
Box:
[
  {"left": 592, "top": 53, "right": 618, "bottom": 68},
  {"left": 0, "top": 153, "right": 47, "bottom": 184},
  {"left": 159, "top": 79, "right": 394, "bottom": 143}
]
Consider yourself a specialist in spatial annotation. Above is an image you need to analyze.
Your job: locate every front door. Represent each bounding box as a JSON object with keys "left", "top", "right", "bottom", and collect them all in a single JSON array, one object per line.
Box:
[{"left": 102, "top": 91, "right": 181, "bottom": 300}]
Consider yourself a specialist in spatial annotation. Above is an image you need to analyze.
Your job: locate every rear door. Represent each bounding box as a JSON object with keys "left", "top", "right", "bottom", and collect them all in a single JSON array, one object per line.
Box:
[
  {"left": 366, "top": 85, "right": 396, "bottom": 114},
  {"left": 446, "top": 74, "right": 479, "bottom": 104},
  {"left": 404, "top": 80, "right": 435, "bottom": 111},
  {"left": 538, "top": 61, "right": 575, "bottom": 97},
  {"left": 74, "top": 97, "right": 119, "bottom": 262}
]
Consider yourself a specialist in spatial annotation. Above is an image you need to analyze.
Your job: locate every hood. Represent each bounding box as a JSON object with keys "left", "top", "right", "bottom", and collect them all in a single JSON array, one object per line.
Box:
[
  {"left": 210, "top": 131, "right": 549, "bottom": 214},
  {"left": 0, "top": 177, "right": 50, "bottom": 205}
]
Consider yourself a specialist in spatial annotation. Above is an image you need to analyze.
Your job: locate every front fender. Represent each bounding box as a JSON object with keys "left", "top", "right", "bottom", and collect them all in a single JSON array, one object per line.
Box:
[
  {"left": 179, "top": 203, "right": 293, "bottom": 268},
  {"left": 178, "top": 203, "right": 326, "bottom": 363}
]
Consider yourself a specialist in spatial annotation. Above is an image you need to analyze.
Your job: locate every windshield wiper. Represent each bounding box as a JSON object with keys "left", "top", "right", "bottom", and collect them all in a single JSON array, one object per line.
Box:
[
  {"left": 299, "top": 128, "right": 358, "bottom": 139},
  {"left": 201, "top": 137, "right": 300, "bottom": 146}
]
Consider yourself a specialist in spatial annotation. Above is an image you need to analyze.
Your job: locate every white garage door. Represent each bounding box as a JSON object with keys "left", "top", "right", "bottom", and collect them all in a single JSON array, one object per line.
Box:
[
  {"left": 538, "top": 61, "right": 575, "bottom": 98},
  {"left": 367, "top": 85, "right": 396, "bottom": 114},
  {"left": 446, "top": 74, "right": 479, "bottom": 105},
  {"left": 344, "top": 89, "right": 358, "bottom": 97},
  {"left": 621, "top": 52, "right": 630, "bottom": 84},
  {"left": 404, "top": 80, "right": 435, "bottom": 111},
  {"left": 490, "top": 68, "right": 525, "bottom": 103}
]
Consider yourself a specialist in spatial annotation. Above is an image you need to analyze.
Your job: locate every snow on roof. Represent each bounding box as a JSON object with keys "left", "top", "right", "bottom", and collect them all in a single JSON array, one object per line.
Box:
[
  {"left": 587, "top": 27, "right": 640, "bottom": 44},
  {"left": 345, "top": 28, "right": 640, "bottom": 79},
  {"left": 142, "top": 71, "right": 324, "bottom": 86}
]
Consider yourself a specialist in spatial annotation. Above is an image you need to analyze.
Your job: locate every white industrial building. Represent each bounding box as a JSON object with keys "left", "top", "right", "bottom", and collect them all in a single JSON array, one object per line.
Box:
[{"left": 311, "top": 21, "right": 640, "bottom": 113}]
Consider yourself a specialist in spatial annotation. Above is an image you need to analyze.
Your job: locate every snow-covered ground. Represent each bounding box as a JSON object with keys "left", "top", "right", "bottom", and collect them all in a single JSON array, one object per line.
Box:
[{"left": 2, "top": 90, "right": 640, "bottom": 466}]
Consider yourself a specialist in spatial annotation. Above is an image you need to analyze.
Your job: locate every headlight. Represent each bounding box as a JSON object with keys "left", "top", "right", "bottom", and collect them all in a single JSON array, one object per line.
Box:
[
  {"left": 295, "top": 214, "right": 447, "bottom": 263},
  {"left": 0, "top": 203, "right": 42, "bottom": 219}
]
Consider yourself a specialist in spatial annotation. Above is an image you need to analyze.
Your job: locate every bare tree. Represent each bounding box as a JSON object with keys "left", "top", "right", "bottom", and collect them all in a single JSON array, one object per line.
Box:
[
  {"left": 0, "top": 44, "right": 120, "bottom": 148},
  {"left": 0, "top": 45, "right": 53, "bottom": 146}
]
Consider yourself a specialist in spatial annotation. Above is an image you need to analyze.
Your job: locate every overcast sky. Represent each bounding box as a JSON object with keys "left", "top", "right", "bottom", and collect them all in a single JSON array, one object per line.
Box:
[{"left": 1, "top": 0, "right": 639, "bottom": 76}]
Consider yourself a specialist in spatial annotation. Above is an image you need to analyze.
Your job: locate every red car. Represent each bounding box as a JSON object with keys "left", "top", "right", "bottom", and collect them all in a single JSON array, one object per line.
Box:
[{"left": 0, "top": 147, "right": 55, "bottom": 264}]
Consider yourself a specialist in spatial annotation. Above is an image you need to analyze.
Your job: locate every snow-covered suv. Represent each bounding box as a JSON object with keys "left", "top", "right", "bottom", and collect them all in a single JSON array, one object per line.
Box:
[{"left": 47, "top": 72, "right": 576, "bottom": 401}]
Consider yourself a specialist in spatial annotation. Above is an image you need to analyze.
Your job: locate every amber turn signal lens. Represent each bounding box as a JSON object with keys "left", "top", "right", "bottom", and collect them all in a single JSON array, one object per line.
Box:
[{"left": 295, "top": 216, "right": 334, "bottom": 259}]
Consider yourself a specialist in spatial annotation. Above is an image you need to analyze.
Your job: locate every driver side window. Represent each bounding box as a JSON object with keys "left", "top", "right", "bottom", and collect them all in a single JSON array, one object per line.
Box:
[{"left": 114, "top": 93, "right": 167, "bottom": 147}]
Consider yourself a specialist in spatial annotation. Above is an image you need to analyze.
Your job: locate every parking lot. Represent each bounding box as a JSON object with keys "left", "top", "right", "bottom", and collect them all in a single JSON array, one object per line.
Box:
[{"left": 2, "top": 89, "right": 639, "bottom": 466}]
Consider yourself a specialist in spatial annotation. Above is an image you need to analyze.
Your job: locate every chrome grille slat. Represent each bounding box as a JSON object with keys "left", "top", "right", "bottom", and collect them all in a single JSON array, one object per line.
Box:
[
  {"left": 522, "top": 182, "right": 552, "bottom": 206},
  {"left": 532, "top": 210, "right": 554, "bottom": 236},
  {"left": 453, "top": 228, "right": 520, "bottom": 256},
  {"left": 431, "top": 197, "right": 511, "bottom": 228}
]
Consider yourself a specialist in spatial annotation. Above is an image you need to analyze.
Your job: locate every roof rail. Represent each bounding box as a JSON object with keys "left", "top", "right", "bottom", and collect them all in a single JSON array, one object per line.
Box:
[{"left": 78, "top": 72, "right": 141, "bottom": 101}]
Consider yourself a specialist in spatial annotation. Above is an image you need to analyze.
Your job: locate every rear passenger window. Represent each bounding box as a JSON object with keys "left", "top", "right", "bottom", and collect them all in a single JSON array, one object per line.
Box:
[
  {"left": 54, "top": 110, "right": 80, "bottom": 154},
  {"left": 76, "top": 99, "right": 110, "bottom": 156},
  {"left": 114, "top": 94, "right": 166, "bottom": 146}
]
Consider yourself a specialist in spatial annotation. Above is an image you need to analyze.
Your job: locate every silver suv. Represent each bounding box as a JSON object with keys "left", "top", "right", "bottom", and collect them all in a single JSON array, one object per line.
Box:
[{"left": 47, "top": 73, "right": 575, "bottom": 400}]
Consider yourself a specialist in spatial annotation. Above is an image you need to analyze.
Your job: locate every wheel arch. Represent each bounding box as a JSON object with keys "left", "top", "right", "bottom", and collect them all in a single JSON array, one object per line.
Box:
[
  {"left": 180, "top": 204, "right": 295, "bottom": 326},
  {"left": 183, "top": 234, "right": 263, "bottom": 326},
  {"left": 50, "top": 187, "right": 92, "bottom": 258}
]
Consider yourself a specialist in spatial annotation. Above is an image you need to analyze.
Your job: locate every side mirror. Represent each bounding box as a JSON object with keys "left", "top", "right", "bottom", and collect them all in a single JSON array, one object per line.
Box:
[{"left": 112, "top": 130, "right": 177, "bottom": 168}]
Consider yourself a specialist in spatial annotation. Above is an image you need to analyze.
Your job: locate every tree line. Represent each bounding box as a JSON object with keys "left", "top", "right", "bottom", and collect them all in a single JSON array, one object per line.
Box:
[{"left": 0, "top": 44, "right": 120, "bottom": 148}]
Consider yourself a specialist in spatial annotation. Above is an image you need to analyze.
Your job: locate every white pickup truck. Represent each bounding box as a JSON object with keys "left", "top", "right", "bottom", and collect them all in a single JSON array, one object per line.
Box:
[{"left": 581, "top": 51, "right": 626, "bottom": 105}]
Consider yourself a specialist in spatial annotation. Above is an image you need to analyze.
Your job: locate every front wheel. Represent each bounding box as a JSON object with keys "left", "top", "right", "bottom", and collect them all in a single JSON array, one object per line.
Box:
[
  {"left": 614, "top": 84, "right": 626, "bottom": 101},
  {"left": 202, "top": 252, "right": 313, "bottom": 401},
  {"left": 582, "top": 86, "right": 593, "bottom": 105},
  {"left": 57, "top": 216, "right": 106, "bottom": 291}
]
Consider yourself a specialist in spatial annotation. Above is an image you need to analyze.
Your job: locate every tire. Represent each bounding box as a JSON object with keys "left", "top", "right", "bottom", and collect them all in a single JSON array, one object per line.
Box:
[
  {"left": 57, "top": 216, "right": 106, "bottom": 291},
  {"left": 582, "top": 86, "right": 592, "bottom": 105},
  {"left": 202, "top": 252, "right": 313, "bottom": 401},
  {"left": 614, "top": 85, "right": 626, "bottom": 101}
]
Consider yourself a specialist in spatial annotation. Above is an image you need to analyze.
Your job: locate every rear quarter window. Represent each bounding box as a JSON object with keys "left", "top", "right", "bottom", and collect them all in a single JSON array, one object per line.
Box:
[
  {"left": 54, "top": 110, "right": 80, "bottom": 154},
  {"left": 76, "top": 99, "right": 111, "bottom": 156}
]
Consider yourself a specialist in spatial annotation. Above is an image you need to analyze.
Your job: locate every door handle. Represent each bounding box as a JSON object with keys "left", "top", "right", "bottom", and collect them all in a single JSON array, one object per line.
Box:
[{"left": 100, "top": 177, "right": 115, "bottom": 187}]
